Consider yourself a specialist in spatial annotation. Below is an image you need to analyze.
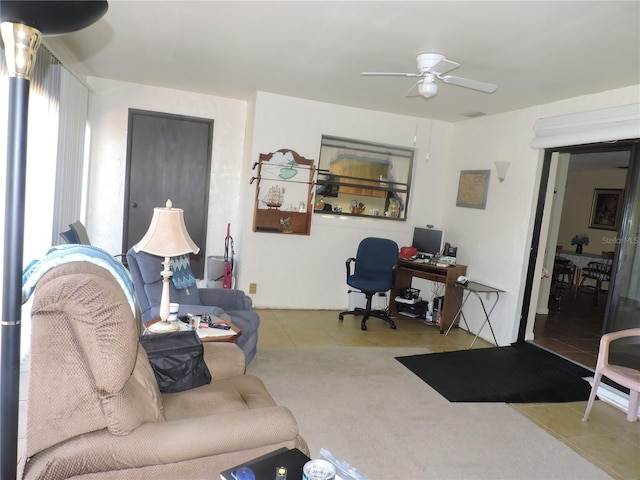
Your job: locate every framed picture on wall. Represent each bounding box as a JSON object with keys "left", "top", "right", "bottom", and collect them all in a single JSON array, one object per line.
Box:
[
  {"left": 456, "top": 170, "right": 491, "bottom": 209},
  {"left": 589, "top": 188, "right": 624, "bottom": 231}
]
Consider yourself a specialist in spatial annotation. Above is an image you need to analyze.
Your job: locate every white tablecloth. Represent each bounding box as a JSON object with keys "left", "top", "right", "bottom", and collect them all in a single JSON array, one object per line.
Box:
[{"left": 558, "top": 251, "right": 603, "bottom": 270}]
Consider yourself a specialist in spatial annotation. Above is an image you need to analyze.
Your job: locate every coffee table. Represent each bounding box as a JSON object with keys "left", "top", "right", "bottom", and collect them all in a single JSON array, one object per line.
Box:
[
  {"left": 220, "top": 447, "right": 310, "bottom": 480},
  {"left": 144, "top": 318, "right": 242, "bottom": 344}
]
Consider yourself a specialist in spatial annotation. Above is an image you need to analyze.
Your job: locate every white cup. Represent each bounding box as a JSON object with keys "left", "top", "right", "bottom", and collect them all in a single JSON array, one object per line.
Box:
[{"left": 168, "top": 303, "right": 179, "bottom": 321}]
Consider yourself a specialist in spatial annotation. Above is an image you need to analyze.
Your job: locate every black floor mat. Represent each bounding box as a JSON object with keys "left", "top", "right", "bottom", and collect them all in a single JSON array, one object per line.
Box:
[{"left": 396, "top": 342, "right": 593, "bottom": 403}]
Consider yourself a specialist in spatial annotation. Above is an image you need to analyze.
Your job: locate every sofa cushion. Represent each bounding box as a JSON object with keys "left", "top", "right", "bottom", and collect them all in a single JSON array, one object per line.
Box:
[
  {"left": 102, "top": 346, "right": 165, "bottom": 435},
  {"left": 60, "top": 228, "right": 79, "bottom": 244},
  {"left": 69, "top": 220, "right": 91, "bottom": 244},
  {"left": 145, "top": 283, "right": 201, "bottom": 308},
  {"left": 135, "top": 250, "right": 166, "bottom": 284},
  {"left": 27, "top": 262, "right": 164, "bottom": 454},
  {"left": 161, "top": 375, "right": 277, "bottom": 421}
]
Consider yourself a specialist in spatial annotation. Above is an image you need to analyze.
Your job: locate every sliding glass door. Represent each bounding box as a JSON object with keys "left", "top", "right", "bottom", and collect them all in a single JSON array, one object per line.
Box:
[{"left": 604, "top": 144, "right": 640, "bottom": 369}]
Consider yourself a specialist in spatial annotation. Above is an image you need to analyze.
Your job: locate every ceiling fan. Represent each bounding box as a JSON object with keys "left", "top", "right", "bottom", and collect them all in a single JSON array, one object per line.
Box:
[{"left": 362, "top": 53, "right": 498, "bottom": 99}]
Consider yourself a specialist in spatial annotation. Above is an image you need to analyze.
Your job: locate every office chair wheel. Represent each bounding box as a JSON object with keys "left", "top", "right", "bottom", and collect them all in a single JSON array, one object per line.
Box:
[
  {"left": 361, "top": 323, "right": 367, "bottom": 331},
  {"left": 339, "top": 314, "right": 344, "bottom": 321}
]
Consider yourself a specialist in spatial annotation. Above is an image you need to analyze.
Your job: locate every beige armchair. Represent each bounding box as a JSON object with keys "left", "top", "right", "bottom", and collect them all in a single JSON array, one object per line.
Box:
[{"left": 20, "top": 262, "right": 308, "bottom": 479}]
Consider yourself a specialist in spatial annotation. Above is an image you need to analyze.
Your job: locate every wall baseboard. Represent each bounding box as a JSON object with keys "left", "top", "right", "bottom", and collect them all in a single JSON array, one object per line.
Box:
[{"left": 584, "top": 376, "right": 639, "bottom": 419}]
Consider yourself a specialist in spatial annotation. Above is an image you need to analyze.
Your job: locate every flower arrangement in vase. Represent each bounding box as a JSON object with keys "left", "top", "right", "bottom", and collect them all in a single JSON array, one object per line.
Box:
[{"left": 570, "top": 233, "right": 589, "bottom": 254}]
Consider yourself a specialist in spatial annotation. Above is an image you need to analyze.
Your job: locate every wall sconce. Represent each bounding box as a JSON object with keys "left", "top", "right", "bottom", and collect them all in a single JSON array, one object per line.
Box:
[{"left": 494, "top": 161, "right": 512, "bottom": 182}]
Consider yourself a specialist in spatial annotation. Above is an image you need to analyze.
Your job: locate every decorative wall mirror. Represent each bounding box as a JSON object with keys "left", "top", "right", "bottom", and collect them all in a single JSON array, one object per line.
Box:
[
  {"left": 251, "top": 149, "right": 315, "bottom": 235},
  {"left": 316, "top": 135, "right": 414, "bottom": 220}
]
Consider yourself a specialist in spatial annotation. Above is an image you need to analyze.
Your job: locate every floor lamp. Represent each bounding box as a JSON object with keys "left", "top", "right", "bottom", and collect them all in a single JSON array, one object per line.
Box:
[{"left": 0, "top": 2, "right": 107, "bottom": 478}]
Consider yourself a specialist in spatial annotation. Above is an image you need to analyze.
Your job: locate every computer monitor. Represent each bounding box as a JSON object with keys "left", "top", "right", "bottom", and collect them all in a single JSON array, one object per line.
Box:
[{"left": 411, "top": 226, "right": 445, "bottom": 258}]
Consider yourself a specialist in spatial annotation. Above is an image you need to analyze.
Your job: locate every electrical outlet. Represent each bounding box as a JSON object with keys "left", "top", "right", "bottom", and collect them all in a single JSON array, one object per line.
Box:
[{"left": 249, "top": 283, "right": 257, "bottom": 294}]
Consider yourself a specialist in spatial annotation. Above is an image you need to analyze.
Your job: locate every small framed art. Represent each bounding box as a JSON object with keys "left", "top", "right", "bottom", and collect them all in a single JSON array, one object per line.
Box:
[
  {"left": 589, "top": 188, "right": 623, "bottom": 231},
  {"left": 456, "top": 170, "right": 491, "bottom": 209}
]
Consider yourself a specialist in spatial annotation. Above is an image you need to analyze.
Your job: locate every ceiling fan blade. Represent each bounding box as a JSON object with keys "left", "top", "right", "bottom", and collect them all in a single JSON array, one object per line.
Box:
[
  {"left": 440, "top": 75, "right": 497, "bottom": 93},
  {"left": 405, "top": 80, "right": 422, "bottom": 97},
  {"left": 361, "top": 72, "right": 421, "bottom": 77},
  {"left": 430, "top": 58, "right": 459, "bottom": 76}
]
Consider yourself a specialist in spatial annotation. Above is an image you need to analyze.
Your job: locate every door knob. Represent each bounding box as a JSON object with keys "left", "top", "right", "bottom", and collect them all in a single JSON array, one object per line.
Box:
[{"left": 131, "top": 202, "right": 138, "bottom": 208}]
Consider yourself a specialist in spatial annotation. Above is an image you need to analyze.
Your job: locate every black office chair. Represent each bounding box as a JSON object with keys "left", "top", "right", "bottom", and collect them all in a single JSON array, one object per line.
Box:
[{"left": 339, "top": 237, "right": 399, "bottom": 331}]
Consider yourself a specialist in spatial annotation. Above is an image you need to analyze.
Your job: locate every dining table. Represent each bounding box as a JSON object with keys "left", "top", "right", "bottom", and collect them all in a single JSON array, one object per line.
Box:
[{"left": 557, "top": 250, "right": 604, "bottom": 288}]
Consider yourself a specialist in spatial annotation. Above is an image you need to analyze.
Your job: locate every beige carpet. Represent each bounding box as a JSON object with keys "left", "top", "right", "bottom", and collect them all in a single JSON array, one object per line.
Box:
[{"left": 247, "top": 347, "right": 611, "bottom": 480}]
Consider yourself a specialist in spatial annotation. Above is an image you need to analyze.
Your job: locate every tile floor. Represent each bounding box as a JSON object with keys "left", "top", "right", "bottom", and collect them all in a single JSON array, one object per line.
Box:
[
  {"left": 533, "top": 284, "right": 607, "bottom": 369},
  {"left": 256, "top": 308, "right": 639, "bottom": 480}
]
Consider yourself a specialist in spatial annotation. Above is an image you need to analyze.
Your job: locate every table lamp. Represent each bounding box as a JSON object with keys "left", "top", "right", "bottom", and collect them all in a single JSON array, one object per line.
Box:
[{"left": 134, "top": 199, "right": 200, "bottom": 333}]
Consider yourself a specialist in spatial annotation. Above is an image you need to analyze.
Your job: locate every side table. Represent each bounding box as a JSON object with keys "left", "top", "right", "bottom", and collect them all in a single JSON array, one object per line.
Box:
[
  {"left": 446, "top": 280, "right": 503, "bottom": 348},
  {"left": 144, "top": 318, "right": 242, "bottom": 344}
]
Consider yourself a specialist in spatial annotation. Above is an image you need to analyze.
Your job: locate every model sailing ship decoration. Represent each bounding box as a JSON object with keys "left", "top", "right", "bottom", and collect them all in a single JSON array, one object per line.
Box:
[{"left": 262, "top": 185, "right": 284, "bottom": 209}]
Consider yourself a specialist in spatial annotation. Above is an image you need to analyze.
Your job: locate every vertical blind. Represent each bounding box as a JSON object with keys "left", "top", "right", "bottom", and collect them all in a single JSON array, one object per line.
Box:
[
  {"left": 0, "top": 43, "right": 90, "bottom": 358},
  {"left": 53, "top": 69, "right": 90, "bottom": 245},
  {"left": 0, "top": 44, "right": 90, "bottom": 259}
]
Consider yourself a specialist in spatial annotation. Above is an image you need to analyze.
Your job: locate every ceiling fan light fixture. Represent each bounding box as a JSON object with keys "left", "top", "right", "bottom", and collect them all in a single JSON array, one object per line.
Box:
[{"left": 419, "top": 80, "right": 438, "bottom": 98}]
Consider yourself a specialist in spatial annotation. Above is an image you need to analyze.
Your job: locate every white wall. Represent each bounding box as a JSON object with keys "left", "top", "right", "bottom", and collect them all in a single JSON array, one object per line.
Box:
[
  {"left": 558, "top": 169, "right": 627, "bottom": 254},
  {"left": 85, "top": 78, "right": 248, "bottom": 261},
  {"left": 239, "top": 92, "right": 453, "bottom": 309},
  {"left": 446, "top": 85, "right": 640, "bottom": 345},
  {"left": 537, "top": 152, "right": 570, "bottom": 315},
  {"left": 85, "top": 76, "right": 640, "bottom": 346}
]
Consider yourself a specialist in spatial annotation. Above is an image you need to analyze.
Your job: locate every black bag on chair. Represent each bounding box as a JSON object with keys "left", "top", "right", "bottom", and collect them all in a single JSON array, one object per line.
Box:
[{"left": 139, "top": 330, "right": 211, "bottom": 393}]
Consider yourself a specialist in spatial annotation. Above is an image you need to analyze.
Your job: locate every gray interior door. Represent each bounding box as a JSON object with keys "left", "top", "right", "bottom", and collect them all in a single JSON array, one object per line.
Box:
[{"left": 123, "top": 109, "right": 212, "bottom": 278}]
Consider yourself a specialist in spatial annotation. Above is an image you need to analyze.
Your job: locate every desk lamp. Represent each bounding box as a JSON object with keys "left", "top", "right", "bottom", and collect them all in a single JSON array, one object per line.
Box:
[{"left": 134, "top": 199, "right": 200, "bottom": 333}]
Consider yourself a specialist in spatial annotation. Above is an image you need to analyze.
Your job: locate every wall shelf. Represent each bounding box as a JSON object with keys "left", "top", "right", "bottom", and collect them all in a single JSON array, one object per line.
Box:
[
  {"left": 251, "top": 149, "right": 315, "bottom": 235},
  {"left": 315, "top": 169, "right": 409, "bottom": 219}
]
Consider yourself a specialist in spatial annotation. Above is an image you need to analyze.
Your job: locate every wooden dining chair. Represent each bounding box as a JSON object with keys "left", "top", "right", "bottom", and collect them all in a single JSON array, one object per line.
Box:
[
  {"left": 576, "top": 251, "right": 614, "bottom": 305},
  {"left": 549, "top": 246, "right": 576, "bottom": 310}
]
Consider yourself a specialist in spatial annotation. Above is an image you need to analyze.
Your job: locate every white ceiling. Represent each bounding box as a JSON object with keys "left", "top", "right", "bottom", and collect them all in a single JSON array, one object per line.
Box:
[
  {"left": 44, "top": 1, "right": 640, "bottom": 123},
  {"left": 569, "top": 150, "right": 631, "bottom": 171}
]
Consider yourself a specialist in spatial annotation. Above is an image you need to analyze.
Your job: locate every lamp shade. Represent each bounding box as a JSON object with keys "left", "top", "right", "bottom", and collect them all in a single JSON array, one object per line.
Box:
[{"left": 134, "top": 200, "right": 200, "bottom": 257}]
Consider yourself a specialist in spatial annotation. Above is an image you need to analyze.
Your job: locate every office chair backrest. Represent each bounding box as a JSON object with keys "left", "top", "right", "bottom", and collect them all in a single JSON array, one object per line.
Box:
[{"left": 354, "top": 237, "right": 399, "bottom": 278}]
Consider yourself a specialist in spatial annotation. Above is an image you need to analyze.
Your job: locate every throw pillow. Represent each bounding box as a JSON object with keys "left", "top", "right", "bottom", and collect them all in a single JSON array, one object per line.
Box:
[
  {"left": 171, "top": 254, "right": 196, "bottom": 289},
  {"left": 60, "top": 229, "right": 80, "bottom": 244}
]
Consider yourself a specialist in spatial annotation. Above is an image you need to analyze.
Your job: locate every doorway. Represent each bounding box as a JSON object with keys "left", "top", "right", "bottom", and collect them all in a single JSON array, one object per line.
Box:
[
  {"left": 533, "top": 147, "right": 631, "bottom": 368},
  {"left": 525, "top": 140, "right": 640, "bottom": 370},
  {"left": 122, "top": 109, "right": 213, "bottom": 277}
]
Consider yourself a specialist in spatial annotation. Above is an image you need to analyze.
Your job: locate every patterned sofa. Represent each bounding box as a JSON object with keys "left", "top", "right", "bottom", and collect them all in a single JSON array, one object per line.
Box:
[{"left": 20, "top": 261, "right": 306, "bottom": 479}]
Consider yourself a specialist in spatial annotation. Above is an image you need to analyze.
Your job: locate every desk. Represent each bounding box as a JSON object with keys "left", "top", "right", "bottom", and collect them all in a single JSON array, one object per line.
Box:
[
  {"left": 446, "top": 281, "right": 503, "bottom": 348},
  {"left": 391, "top": 260, "right": 467, "bottom": 333}
]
